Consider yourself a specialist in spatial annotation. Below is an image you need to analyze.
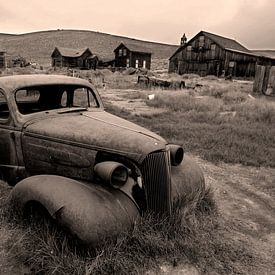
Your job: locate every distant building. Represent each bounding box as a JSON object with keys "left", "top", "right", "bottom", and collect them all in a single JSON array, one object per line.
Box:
[
  {"left": 96, "top": 54, "right": 115, "bottom": 68},
  {"left": 169, "top": 31, "right": 258, "bottom": 77},
  {"left": 0, "top": 51, "right": 6, "bottom": 69},
  {"left": 114, "top": 42, "right": 151, "bottom": 70},
  {"left": 51, "top": 47, "right": 97, "bottom": 69}
]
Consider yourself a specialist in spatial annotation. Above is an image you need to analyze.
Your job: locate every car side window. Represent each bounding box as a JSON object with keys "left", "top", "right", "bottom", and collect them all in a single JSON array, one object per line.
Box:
[
  {"left": 0, "top": 91, "right": 9, "bottom": 121},
  {"left": 15, "top": 89, "right": 40, "bottom": 114}
]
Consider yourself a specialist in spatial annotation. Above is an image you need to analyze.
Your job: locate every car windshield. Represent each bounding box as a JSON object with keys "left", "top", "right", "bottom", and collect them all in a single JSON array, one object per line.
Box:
[{"left": 15, "top": 84, "right": 99, "bottom": 115}]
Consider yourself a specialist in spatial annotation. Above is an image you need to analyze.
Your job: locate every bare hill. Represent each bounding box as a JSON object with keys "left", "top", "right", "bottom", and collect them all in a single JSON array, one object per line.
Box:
[{"left": 0, "top": 30, "right": 178, "bottom": 68}]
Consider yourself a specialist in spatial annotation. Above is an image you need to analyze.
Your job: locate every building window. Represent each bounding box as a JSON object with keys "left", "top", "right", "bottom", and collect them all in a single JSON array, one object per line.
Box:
[
  {"left": 143, "top": 60, "right": 146, "bottom": 68},
  {"left": 123, "top": 49, "right": 127, "bottom": 56},
  {"left": 135, "top": 59, "right": 139, "bottom": 68},
  {"left": 199, "top": 35, "right": 205, "bottom": 47},
  {"left": 211, "top": 44, "right": 216, "bottom": 59},
  {"left": 126, "top": 58, "right": 130, "bottom": 68},
  {"left": 187, "top": 46, "right": 192, "bottom": 59},
  {"left": 119, "top": 49, "right": 123, "bottom": 56}
]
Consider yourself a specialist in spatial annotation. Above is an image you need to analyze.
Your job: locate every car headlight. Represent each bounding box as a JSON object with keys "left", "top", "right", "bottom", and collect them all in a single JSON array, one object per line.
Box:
[
  {"left": 168, "top": 144, "right": 184, "bottom": 166},
  {"left": 94, "top": 161, "right": 129, "bottom": 188}
]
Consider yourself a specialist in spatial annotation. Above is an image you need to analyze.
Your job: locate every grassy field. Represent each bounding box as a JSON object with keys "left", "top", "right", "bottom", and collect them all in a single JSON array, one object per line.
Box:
[
  {"left": 0, "top": 69, "right": 274, "bottom": 274},
  {"left": 103, "top": 74, "right": 275, "bottom": 168},
  {"left": 0, "top": 30, "right": 177, "bottom": 70}
]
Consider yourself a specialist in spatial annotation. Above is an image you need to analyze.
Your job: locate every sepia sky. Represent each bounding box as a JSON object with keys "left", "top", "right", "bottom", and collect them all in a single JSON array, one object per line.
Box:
[{"left": 1, "top": 0, "right": 274, "bottom": 49}]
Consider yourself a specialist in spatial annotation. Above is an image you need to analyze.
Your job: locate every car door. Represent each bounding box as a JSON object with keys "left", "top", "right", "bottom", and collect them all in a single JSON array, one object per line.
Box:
[{"left": 0, "top": 90, "right": 19, "bottom": 183}]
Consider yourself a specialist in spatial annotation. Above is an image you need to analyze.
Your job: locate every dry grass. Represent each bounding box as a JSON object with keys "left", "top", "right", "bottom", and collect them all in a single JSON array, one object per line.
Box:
[
  {"left": 107, "top": 81, "right": 275, "bottom": 167},
  {"left": 0, "top": 184, "right": 262, "bottom": 275}
]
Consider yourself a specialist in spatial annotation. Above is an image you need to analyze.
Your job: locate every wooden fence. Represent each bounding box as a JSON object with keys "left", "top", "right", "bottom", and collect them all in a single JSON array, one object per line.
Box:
[{"left": 253, "top": 65, "right": 275, "bottom": 95}]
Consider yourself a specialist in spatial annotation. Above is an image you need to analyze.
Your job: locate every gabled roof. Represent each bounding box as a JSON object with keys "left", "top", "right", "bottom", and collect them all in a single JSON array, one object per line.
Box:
[
  {"left": 52, "top": 47, "right": 92, "bottom": 57},
  {"left": 169, "top": 30, "right": 250, "bottom": 60},
  {"left": 201, "top": 31, "right": 249, "bottom": 52},
  {"left": 114, "top": 42, "right": 151, "bottom": 54},
  {"left": 93, "top": 52, "right": 115, "bottom": 62}
]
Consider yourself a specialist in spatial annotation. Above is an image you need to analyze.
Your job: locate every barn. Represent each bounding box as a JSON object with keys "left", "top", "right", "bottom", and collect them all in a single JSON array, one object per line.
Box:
[
  {"left": 51, "top": 47, "right": 97, "bottom": 69},
  {"left": 114, "top": 42, "right": 151, "bottom": 70},
  {"left": 169, "top": 31, "right": 258, "bottom": 77},
  {"left": 0, "top": 51, "right": 6, "bottom": 69}
]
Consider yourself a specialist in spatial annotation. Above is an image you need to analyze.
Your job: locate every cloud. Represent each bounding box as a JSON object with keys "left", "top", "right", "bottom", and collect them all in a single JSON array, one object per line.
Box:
[{"left": 213, "top": 0, "right": 275, "bottom": 49}]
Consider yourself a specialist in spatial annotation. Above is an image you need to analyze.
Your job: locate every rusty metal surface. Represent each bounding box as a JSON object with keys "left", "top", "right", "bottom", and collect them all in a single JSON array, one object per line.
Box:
[
  {"left": 0, "top": 75, "right": 205, "bottom": 245},
  {"left": 23, "top": 111, "right": 166, "bottom": 164},
  {"left": 11, "top": 175, "right": 140, "bottom": 245},
  {"left": 0, "top": 74, "right": 96, "bottom": 93}
]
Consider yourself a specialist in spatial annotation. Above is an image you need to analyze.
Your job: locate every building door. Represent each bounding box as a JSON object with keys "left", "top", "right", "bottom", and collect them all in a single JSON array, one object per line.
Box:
[
  {"left": 135, "top": 60, "right": 139, "bottom": 68},
  {"left": 126, "top": 59, "right": 130, "bottom": 68},
  {"left": 143, "top": 60, "right": 146, "bottom": 68}
]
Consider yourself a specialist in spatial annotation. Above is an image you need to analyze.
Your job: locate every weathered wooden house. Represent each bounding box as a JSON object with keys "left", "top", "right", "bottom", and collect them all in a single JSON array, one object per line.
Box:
[
  {"left": 51, "top": 47, "right": 97, "bottom": 69},
  {"left": 169, "top": 31, "right": 258, "bottom": 77},
  {"left": 253, "top": 56, "right": 275, "bottom": 95},
  {"left": 0, "top": 51, "right": 6, "bottom": 69},
  {"left": 114, "top": 42, "right": 151, "bottom": 69}
]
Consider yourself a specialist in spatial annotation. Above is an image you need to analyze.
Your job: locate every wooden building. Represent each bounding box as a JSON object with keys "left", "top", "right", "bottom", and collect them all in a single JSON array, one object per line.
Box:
[
  {"left": 253, "top": 56, "right": 275, "bottom": 95},
  {"left": 51, "top": 47, "right": 97, "bottom": 69},
  {"left": 169, "top": 31, "right": 258, "bottom": 77},
  {"left": 114, "top": 42, "right": 151, "bottom": 70},
  {"left": 0, "top": 51, "right": 6, "bottom": 69}
]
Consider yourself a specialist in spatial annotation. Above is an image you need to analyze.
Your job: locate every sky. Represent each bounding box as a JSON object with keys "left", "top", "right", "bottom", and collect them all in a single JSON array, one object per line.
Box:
[{"left": 1, "top": 0, "right": 274, "bottom": 49}]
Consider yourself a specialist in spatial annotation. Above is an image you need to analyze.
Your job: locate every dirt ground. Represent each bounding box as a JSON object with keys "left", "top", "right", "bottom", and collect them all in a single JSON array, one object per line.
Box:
[{"left": 0, "top": 86, "right": 274, "bottom": 274}]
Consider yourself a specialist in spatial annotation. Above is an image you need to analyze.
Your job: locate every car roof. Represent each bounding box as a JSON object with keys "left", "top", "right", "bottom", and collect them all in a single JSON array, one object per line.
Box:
[{"left": 0, "top": 74, "right": 93, "bottom": 93}]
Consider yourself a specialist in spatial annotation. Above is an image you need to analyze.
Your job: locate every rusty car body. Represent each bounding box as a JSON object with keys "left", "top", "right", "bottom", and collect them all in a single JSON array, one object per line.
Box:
[{"left": 0, "top": 74, "right": 205, "bottom": 245}]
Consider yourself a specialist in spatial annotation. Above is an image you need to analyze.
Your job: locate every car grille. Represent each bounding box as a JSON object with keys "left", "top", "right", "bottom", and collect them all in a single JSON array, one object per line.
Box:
[{"left": 141, "top": 150, "right": 171, "bottom": 214}]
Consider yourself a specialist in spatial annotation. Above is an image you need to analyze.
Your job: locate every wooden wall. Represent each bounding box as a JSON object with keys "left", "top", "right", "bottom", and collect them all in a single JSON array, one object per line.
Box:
[
  {"left": 52, "top": 51, "right": 92, "bottom": 69},
  {"left": 169, "top": 35, "right": 257, "bottom": 77},
  {"left": 114, "top": 45, "right": 151, "bottom": 69}
]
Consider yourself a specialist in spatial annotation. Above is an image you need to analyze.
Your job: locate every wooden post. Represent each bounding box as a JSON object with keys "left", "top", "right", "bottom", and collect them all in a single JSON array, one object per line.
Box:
[{"left": 253, "top": 65, "right": 266, "bottom": 94}]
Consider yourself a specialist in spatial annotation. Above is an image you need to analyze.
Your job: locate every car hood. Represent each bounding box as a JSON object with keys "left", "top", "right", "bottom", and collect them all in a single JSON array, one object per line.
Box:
[{"left": 23, "top": 110, "right": 167, "bottom": 162}]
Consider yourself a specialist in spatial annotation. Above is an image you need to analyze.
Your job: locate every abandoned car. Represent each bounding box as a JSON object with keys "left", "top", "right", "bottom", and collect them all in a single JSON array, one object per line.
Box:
[{"left": 0, "top": 74, "right": 205, "bottom": 245}]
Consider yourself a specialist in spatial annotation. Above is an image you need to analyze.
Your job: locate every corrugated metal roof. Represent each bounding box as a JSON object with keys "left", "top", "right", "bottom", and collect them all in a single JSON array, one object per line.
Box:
[{"left": 55, "top": 47, "right": 91, "bottom": 57}]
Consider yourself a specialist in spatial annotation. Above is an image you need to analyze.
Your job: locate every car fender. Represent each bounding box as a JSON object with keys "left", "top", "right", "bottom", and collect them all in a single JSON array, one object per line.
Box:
[
  {"left": 171, "top": 155, "right": 206, "bottom": 205},
  {"left": 10, "top": 175, "right": 140, "bottom": 245}
]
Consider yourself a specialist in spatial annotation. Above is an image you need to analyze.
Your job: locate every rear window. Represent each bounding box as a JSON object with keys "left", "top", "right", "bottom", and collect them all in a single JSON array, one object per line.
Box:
[{"left": 15, "top": 85, "right": 99, "bottom": 115}]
